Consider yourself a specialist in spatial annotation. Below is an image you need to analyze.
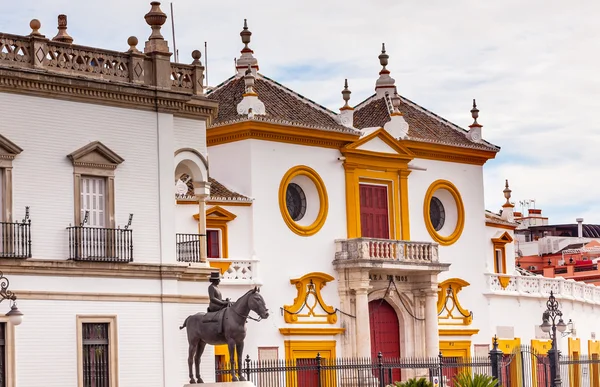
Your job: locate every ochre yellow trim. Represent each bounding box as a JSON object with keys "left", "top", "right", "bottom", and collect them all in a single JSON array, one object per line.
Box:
[
  {"left": 496, "top": 337, "right": 521, "bottom": 354},
  {"left": 589, "top": 340, "right": 600, "bottom": 387},
  {"left": 283, "top": 272, "right": 337, "bottom": 324},
  {"left": 439, "top": 340, "right": 471, "bottom": 359},
  {"left": 485, "top": 221, "right": 517, "bottom": 230},
  {"left": 77, "top": 315, "right": 119, "bottom": 387},
  {"left": 207, "top": 121, "right": 359, "bottom": 149},
  {"left": 278, "top": 165, "right": 328, "bottom": 237},
  {"left": 498, "top": 276, "right": 511, "bottom": 289},
  {"left": 423, "top": 179, "right": 465, "bottom": 246},
  {"left": 342, "top": 129, "right": 413, "bottom": 240},
  {"left": 178, "top": 199, "right": 252, "bottom": 207},
  {"left": 194, "top": 205, "right": 237, "bottom": 271},
  {"left": 439, "top": 329, "right": 479, "bottom": 336},
  {"left": 569, "top": 337, "right": 582, "bottom": 387},
  {"left": 531, "top": 339, "right": 551, "bottom": 355},
  {"left": 437, "top": 278, "right": 473, "bottom": 326},
  {"left": 492, "top": 231, "right": 513, "bottom": 275},
  {"left": 404, "top": 140, "right": 497, "bottom": 166},
  {"left": 279, "top": 327, "right": 345, "bottom": 336},
  {"left": 284, "top": 340, "right": 337, "bottom": 385}
]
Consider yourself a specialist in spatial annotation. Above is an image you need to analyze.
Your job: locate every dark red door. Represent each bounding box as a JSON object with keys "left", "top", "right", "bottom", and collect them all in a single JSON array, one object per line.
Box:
[
  {"left": 369, "top": 299, "right": 401, "bottom": 383},
  {"left": 297, "top": 358, "right": 319, "bottom": 386},
  {"left": 360, "top": 184, "right": 390, "bottom": 239}
]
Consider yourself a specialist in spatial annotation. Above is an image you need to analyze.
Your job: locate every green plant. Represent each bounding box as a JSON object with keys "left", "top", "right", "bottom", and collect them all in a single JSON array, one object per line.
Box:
[
  {"left": 387, "top": 377, "right": 433, "bottom": 387},
  {"left": 453, "top": 372, "right": 498, "bottom": 387}
]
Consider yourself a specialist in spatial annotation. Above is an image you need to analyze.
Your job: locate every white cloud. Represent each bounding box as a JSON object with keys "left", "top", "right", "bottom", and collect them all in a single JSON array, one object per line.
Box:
[{"left": 5, "top": 0, "right": 600, "bottom": 224}]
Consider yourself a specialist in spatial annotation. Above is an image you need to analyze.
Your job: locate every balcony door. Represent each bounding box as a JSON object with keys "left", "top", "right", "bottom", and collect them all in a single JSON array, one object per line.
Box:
[{"left": 359, "top": 184, "right": 390, "bottom": 239}]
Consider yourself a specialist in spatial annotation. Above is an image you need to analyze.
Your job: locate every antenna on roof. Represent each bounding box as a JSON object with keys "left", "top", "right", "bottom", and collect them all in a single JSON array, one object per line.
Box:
[
  {"left": 204, "top": 41, "right": 208, "bottom": 87},
  {"left": 170, "top": 2, "right": 178, "bottom": 62}
]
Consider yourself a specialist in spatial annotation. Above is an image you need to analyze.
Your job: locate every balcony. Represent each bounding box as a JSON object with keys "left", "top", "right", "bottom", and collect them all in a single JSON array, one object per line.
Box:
[
  {"left": 0, "top": 211, "right": 31, "bottom": 258},
  {"left": 176, "top": 233, "right": 204, "bottom": 263},
  {"left": 67, "top": 225, "right": 133, "bottom": 263},
  {"left": 207, "top": 258, "right": 260, "bottom": 285},
  {"left": 333, "top": 238, "right": 448, "bottom": 272}
]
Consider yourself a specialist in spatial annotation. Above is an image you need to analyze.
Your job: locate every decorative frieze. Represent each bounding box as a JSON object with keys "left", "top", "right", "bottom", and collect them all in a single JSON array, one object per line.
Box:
[{"left": 334, "top": 237, "right": 439, "bottom": 264}]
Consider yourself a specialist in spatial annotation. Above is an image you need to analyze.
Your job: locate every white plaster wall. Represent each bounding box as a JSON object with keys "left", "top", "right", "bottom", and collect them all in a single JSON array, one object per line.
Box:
[
  {"left": 0, "top": 93, "right": 161, "bottom": 263},
  {"left": 208, "top": 139, "right": 346, "bottom": 360},
  {"left": 407, "top": 158, "right": 492, "bottom": 342},
  {"left": 173, "top": 117, "right": 208, "bottom": 159},
  {"left": 175, "top": 203, "right": 201, "bottom": 234},
  {"left": 485, "top": 226, "right": 516, "bottom": 274},
  {"left": 217, "top": 205, "right": 253, "bottom": 259},
  {"left": 207, "top": 141, "right": 253, "bottom": 196}
]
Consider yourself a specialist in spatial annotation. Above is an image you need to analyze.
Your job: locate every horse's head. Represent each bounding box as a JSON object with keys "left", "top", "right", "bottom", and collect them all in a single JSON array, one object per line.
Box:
[{"left": 248, "top": 286, "right": 269, "bottom": 319}]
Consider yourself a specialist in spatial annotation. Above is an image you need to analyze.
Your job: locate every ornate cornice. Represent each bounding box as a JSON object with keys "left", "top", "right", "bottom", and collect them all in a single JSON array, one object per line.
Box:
[{"left": 0, "top": 67, "right": 218, "bottom": 121}]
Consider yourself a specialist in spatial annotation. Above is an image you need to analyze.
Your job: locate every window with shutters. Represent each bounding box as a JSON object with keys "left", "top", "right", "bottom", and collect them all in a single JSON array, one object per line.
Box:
[
  {"left": 77, "top": 316, "right": 118, "bottom": 387},
  {"left": 359, "top": 184, "right": 391, "bottom": 239},
  {"left": 80, "top": 176, "right": 107, "bottom": 227},
  {"left": 495, "top": 249, "right": 505, "bottom": 274},
  {"left": 207, "top": 229, "right": 221, "bottom": 258}
]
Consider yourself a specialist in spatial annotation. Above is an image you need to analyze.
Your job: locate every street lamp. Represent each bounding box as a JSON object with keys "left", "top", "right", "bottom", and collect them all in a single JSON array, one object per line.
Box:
[
  {"left": 539, "top": 291, "right": 565, "bottom": 387},
  {"left": 0, "top": 271, "right": 23, "bottom": 326}
]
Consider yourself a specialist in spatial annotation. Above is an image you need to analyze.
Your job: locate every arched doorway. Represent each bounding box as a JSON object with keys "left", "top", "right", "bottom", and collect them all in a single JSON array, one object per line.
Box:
[{"left": 369, "top": 299, "right": 401, "bottom": 383}]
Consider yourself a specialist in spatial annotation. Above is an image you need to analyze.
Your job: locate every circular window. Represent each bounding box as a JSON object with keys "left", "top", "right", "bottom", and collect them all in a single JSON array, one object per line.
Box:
[
  {"left": 279, "top": 166, "right": 328, "bottom": 236},
  {"left": 423, "top": 180, "right": 465, "bottom": 246},
  {"left": 430, "top": 197, "right": 445, "bottom": 231},
  {"left": 286, "top": 183, "right": 307, "bottom": 221}
]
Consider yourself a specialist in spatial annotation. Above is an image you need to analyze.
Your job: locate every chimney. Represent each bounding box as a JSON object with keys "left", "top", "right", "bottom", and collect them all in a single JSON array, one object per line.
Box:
[
  {"left": 576, "top": 218, "right": 584, "bottom": 238},
  {"left": 501, "top": 180, "right": 514, "bottom": 222}
]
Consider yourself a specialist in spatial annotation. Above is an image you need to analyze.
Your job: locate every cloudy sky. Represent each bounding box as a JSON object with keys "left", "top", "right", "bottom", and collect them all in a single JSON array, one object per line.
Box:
[{"left": 4, "top": 1, "right": 598, "bottom": 224}]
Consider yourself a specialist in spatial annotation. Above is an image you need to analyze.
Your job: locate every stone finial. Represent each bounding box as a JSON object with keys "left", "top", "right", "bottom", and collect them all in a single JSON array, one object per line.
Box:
[
  {"left": 127, "top": 36, "right": 141, "bottom": 53},
  {"left": 378, "top": 43, "right": 389, "bottom": 74},
  {"left": 236, "top": 19, "right": 259, "bottom": 76},
  {"left": 29, "top": 19, "right": 43, "bottom": 37},
  {"left": 145, "top": 1, "right": 167, "bottom": 40},
  {"left": 52, "top": 14, "right": 73, "bottom": 43},
  {"left": 391, "top": 88, "right": 402, "bottom": 116},
  {"left": 375, "top": 43, "right": 396, "bottom": 97},
  {"left": 467, "top": 98, "right": 483, "bottom": 142},
  {"left": 503, "top": 179, "right": 513, "bottom": 207},
  {"left": 240, "top": 19, "right": 252, "bottom": 53},
  {"left": 243, "top": 64, "right": 256, "bottom": 95},
  {"left": 469, "top": 99, "right": 482, "bottom": 128},
  {"left": 191, "top": 50, "right": 202, "bottom": 65},
  {"left": 340, "top": 79, "right": 353, "bottom": 110},
  {"left": 384, "top": 88, "right": 409, "bottom": 139}
]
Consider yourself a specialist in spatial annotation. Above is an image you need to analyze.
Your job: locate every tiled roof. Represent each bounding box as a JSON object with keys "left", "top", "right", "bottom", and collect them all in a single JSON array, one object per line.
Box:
[
  {"left": 354, "top": 94, "right": 499, "bottom": 151},
  {"left": 485, "top": 210, "right": 518, "bottom": 228},
  {"left": 208, "top": 177, "right": 251, "bottom": 202},
  {"left": 207, "top": 75, "right": 360, "bottom": 134}
]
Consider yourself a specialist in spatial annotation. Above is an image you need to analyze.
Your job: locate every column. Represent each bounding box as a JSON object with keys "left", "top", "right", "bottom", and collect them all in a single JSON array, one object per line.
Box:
[
  {"left": 354, "top": 287, "right": 372, "bottom": 358},
  {"left": 194, "top": 181, "right": 211, "bottom": 263},
  {"left": 424, "top": 289, "right": 440, "bottom": 357},
  {"left": 156, "top": 113, "right": 176, "bottom": 264}
]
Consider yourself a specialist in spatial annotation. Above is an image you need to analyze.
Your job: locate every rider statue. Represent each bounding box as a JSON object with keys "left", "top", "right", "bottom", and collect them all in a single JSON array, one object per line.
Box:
[{"left": 207, "top": 272, "right": 231, "bottom": 333}]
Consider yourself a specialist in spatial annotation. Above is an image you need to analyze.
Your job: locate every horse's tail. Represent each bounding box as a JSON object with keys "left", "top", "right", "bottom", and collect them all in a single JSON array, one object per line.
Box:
[{"left": 179, "top": 315, "right": 190, "bottom": 330}]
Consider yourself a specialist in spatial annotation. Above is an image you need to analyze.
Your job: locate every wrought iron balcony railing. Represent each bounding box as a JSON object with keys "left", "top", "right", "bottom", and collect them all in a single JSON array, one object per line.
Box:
[
  {"left": 176, "top": 233, "right": 204, "bottom": 263},
  {"left": 67, "top": 213, "right": 133, "bottom": 263},
  {"left": 0, "top": 207, "right": 31, "bottom": 259}
]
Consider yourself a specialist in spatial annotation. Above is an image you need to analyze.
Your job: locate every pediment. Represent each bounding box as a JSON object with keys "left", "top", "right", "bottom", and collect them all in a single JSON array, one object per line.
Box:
[
  {"left": 68, "top": 141, "right": 124, "bottom": 170},
  {"left": 344, "top": 128, "right": 414, "bottom": 158},
  {"left": 0, "top": 134, "right": 23, "bottom": 160},
  {"left": 194, "top": 205, "right": 237, "bottom": 222},
  {"left": 492, "top": 231, "right": 514, "bottom": 244}
]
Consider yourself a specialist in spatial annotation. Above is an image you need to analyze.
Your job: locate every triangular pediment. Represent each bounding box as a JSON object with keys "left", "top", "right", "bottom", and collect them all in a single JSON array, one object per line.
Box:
[
  {"left": 0, "top": 134, "right": 23, "bottom": 159},
  {"left": 492, "top": 231, "right": 514, "bottom": 244},
  {"left": 194, "top": 205, "right": 237, "bottom": 222},
  {"left": 344, "top": 128, "right": 414, "bottom": 158},
  {"left": 68, "top": 141, "right": 124, "bottom": 169}
]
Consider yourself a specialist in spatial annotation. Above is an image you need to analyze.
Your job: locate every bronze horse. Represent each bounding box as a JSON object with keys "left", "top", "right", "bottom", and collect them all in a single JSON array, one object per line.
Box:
[{"left": 179, "top": 286, "right": 269, "bottom": 384}]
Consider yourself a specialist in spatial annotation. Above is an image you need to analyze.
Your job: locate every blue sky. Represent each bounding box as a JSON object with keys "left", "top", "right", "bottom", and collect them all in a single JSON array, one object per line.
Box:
[{"left": 5, "top": 0, "right": 599, "bottom": 224}]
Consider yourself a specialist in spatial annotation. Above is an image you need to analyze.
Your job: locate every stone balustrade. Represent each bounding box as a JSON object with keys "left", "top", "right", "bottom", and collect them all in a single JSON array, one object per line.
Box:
[
  {"left": 207, "top": 258, "right": 261, "bottom": 285},
  {"left": 334, "top": 238, "right": 439, "bottom": 264},
  {"left": 487, "top": 273, "right": 600, "bottom": 304},
  {"left": 0, "top": 32, "right": 204, "bottom": 95}
]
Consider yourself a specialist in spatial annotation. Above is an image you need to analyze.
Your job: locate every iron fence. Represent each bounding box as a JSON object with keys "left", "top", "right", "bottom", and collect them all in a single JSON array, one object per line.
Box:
[
  {"left": 216, "top": 353, "right": 492, "bottom": 387},
  {"left": 176, "top": 233, "right": 204, "bottom": 263},
  {"left": 559, "top": 354, "right": 600, "bottom": 387},
  {"left": 0, "top": 219, "right": 31, "bottom": 258},
  {"left": 67, "top": 225, "right": 133, "bottom": 262}
]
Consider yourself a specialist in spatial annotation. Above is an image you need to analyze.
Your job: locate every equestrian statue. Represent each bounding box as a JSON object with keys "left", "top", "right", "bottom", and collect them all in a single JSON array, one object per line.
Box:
[{"left": 180, "top": 271, "right": 270, "bottom": 384}]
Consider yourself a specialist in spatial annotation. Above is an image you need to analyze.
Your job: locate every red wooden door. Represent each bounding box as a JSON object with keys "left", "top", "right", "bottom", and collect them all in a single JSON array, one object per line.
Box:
[
  {"left": 360, "top": 184, "right": 390, "bottom": 239},
  {"left": 369, "top": 299, "right": 401, "bottom": 383},
  {"left": 297, "top": 358, "right": 319, "bottom": 386}
]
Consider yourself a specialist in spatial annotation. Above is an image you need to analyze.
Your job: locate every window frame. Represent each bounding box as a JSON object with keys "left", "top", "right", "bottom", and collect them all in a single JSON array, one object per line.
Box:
[
  {"left": 491, "top": 232, "right": 514, "bottom": 275},
  {"left": 80, "top": 175, "right": 108, "bottom": 228},
  {"left": 76, "top": 315, "right": 118, "bottom": 387},
  {"left": 0, "top": 318, "right": 16, "bottom": 387},
  {"left": 206, "top": 229, "right": 221, "bottom": 258},
  {"left": 0, "top": 134, "right": 23, "bottom": 224}
]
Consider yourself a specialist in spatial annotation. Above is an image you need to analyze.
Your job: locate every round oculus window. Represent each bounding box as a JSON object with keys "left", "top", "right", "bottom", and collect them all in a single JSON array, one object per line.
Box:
[
  {"left": 286, "top": 183, "right": 307, "bottom": 221},
  {"left": 429, "top": 196, "right": 445, "bottom": 231}
]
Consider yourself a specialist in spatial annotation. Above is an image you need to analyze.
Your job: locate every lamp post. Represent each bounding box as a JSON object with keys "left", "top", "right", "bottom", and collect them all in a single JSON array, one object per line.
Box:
[
  {"left": 0, "top": 271, "right": 23, "bottom": 326},
  {"left": 539, "top": 291, "right": 566, "bottom": 387}
]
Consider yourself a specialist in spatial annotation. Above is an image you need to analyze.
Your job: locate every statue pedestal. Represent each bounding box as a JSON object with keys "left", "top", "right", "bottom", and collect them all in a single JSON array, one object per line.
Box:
[{"left": 184, "top": 383, "right": 255, "bottom": 387}]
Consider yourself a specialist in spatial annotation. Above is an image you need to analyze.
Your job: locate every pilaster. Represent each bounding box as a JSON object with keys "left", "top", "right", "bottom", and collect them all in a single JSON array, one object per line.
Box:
[
  {"left": 156, "top": 113, "right": 176, "bottom": 264},
  {"left": 194, "top": 181, "right": 211, "bottom": 263}
]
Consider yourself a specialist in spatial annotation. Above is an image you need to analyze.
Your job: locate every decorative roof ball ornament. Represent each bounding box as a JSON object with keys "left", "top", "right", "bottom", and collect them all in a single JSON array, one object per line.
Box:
[
  {"left": 145, "top": 1, "right": 168, "bottom": 40},
  {"left": 175, "top": 179, "right": 189, "bottom": 195},
  {"left": 240, "top": 19, "right": 252, "bottom": 52}
]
